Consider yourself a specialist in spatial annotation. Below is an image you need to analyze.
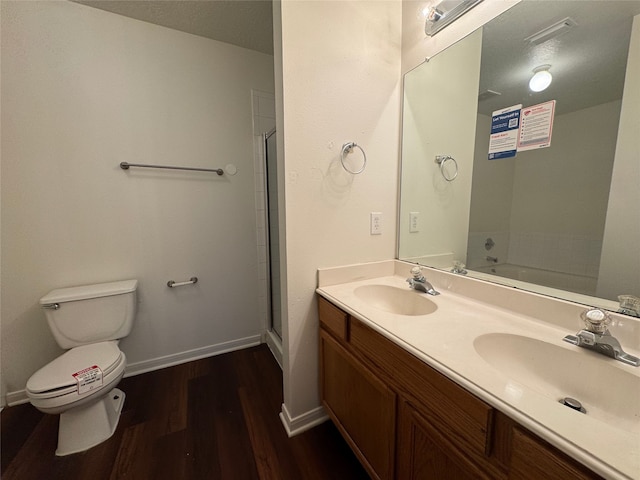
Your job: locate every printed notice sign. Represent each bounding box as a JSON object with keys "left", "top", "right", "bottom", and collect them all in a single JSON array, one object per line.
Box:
[
  {"left": 72, "top": 365, "right": 103, "bottom": 394},
  {"left": 518, "top": 100, "right": 555, "bottom": 151},
  {"left": 488, "top": 105, "right": 521, "bottom": 160}
]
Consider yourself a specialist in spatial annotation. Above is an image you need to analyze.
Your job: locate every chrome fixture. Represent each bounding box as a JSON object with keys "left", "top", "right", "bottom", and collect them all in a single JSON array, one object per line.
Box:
[
  {"left": 434, "top": 155, "right": 458, "bottom": 182},
  {"left": 560, "top": 397, "right": 586, "bottom": 414},
  {"left": 120, "top": 162, "right": 224, "bottom": 176},
  {"left": 407, "top": 266, "right": 440, "bottom": 295},
  {"left": 425, "top": 0, "right": 484, "bottom": 37},
  {"left": 451, "top": 261, "right": 467, "bottom": 275},
  {"left": 618, "top": 295, "right": 640, "bottom": 317},
  {"left": 486, "top": 256, "right": 498, "bottom": 263},
  {"left": 340, "top": 142, "right": 367, "bottom": 175},
  {"left": 167, "top": 277, "right": 198, "bottom": 288},
  {"left": 563, "top": 308, "right": 640, "bottom": 367},
  {"left": 42, "top": 303, "right": 60, "bottom": 310}
]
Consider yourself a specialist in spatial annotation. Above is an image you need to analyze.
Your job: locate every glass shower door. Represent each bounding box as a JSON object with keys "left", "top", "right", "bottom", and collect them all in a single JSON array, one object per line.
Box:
[{"left": 264, "top": 129, "right": 282, "bottom": 340}]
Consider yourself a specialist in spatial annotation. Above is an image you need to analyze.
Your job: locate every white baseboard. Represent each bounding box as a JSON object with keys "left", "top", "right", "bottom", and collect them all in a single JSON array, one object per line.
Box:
[
  {"left": 124, "top": 334, "right": 262, "bottom": 377},
  {"left": 279, "top": 402, "right": 328, "bottom": 437},
  {"left": 6, "top": 390, "right": 29, "bottom": 407},
  {"left": 5, "top": 335, "right": 262, "bottom": 407}
]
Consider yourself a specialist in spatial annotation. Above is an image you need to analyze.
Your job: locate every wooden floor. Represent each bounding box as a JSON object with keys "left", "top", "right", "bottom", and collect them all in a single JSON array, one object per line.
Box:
[{"left": 1, "top": 344, "right": 369, "bottom": 479}]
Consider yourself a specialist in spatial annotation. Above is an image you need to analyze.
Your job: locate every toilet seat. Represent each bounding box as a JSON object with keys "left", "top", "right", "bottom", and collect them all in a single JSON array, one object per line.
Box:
[{"left": 26, "top": 341, "right": 126, "bottom": 414}]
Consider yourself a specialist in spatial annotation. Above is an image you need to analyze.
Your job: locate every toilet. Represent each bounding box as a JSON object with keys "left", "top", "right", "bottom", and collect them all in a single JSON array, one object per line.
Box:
[{"left": 26, "top": 279, "right": 138, "bottom": 456}]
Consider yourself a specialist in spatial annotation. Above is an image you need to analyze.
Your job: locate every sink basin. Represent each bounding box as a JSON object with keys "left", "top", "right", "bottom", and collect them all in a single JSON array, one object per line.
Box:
[
  {"left": 354, "top": 285, "right": 438, "bottom": 316},
  {"left": 474, "top": 333, "right": 640, "bottom": 433}
]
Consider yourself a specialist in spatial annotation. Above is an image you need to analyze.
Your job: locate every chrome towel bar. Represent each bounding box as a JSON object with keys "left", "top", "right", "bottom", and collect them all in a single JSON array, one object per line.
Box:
[
  {"left": 120, "top": 162, "right": 223, "bottom": 176},
  {"left": 167, "top": 277, "right": 198, "bottom": 288}
]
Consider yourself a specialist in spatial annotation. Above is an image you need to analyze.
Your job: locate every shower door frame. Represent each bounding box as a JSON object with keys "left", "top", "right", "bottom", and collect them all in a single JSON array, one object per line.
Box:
[{"left": 262, "top": 127, "right": 282, "bottom": 342}]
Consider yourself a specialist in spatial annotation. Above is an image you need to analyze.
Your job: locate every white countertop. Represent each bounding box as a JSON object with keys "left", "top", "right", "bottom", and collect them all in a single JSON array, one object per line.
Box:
[{"left": 317, "top": 263, "right": 640, "bottom": 480}]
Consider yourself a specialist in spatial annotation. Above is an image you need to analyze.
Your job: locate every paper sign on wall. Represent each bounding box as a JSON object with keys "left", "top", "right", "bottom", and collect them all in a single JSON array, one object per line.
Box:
[
  {"left": 518, "top": 100, "right": 555, "bottom": 151},
  {"left": 488, "top": 104, "right": 521, "bottom": 160}
]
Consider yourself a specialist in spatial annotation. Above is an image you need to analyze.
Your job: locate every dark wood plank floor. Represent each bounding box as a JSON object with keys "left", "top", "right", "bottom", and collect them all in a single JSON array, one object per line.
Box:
[{"left": 1, "top": 344, "right": 369, "bottom": 479}]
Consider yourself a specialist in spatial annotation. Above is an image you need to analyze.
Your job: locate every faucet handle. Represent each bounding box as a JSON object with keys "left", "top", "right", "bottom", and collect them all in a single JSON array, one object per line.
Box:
[
  {"left": 580, "top": 308, "right": 611, "bottom": 334},
  {"left": 410, "top": 266, "right": 423, "bottom": 278},
  {"left": 451, "top": 261, "right": 467, "bottom": 275},
  {"left": 618, "top": 295, "right": 640, "bottom": 317}
]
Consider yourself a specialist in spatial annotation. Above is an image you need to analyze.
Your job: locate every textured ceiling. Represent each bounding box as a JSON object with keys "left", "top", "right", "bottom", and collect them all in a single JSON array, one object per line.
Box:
[
  {"left": 477, "top": 1, "right": 640, "bottom": 116},
  {"left": 72, "top": 1, "right": 640, "bottom": 116},
  {"left": 73, "top": 0, "right": 274, "bottom": 55}
]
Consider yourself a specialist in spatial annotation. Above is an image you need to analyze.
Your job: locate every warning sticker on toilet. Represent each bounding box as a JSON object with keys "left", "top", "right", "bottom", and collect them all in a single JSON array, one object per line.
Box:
[{"left": 72, "top": 365, "right": 103, "bottom": 394}]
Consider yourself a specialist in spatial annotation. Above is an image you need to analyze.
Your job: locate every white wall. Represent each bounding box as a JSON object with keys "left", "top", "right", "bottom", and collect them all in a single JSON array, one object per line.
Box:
[
  {"left": 399, "top": 28, "right": 482, "bottom": 266},
  {"left": 598, "top": 14, "right": 640, "bottom": 299},
  {"left": 272, "top": 0, "right": 525, "bottom": 433},
  {"left": 277, "top": 0, "right": 402, "bottom": 430},
  {"left": 469, "top": 114, "right": 515, "bottom": 234},
  {"left": 468, "top": 100, "right": 621, "bottom": 277},
  {"left": 1, "top": 1, "right": 274, "bottom": 405},
  {"left": 467, "top": 113, "right": 514, "bottom": 268},
  {"left": 509, "top": 101, "right": 620, "bottom": 238}
]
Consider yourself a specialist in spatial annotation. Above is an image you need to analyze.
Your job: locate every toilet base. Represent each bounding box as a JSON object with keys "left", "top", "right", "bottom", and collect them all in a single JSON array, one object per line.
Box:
[{"left": 56, "top": 388, "right": 125, "bottom": 456}]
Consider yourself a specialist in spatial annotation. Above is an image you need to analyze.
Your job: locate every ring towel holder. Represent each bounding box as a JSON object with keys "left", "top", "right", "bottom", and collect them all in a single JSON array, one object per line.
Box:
[
  {"left": 340, "top": 142, "right": 367, "bottom": 174},
  {"left": 435, "top": 155, "right": 458, "bottom": 181}
]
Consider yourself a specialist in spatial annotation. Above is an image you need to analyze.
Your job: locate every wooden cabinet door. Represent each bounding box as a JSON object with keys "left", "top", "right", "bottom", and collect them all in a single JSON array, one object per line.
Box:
[
  {"left": 397, "top": 400, "right": 493, "bottom": 480},
  {"left": 320, "top": 330, "right": 396, "bottom": 480},
  {"left": 509, "top": 428, "right": 602, "bottom": 480}
]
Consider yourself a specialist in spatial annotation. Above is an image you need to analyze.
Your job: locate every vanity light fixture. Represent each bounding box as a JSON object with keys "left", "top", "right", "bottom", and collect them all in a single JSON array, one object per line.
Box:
[
  {"left": 424, "top": 0, "right": 484, "bottom": 37},
  {"left": 529, "top": 65, "right": 553, "bottom": 92}
]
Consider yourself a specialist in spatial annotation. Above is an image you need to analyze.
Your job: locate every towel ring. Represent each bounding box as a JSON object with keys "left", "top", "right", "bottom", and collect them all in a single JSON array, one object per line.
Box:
[
  {"left": 340, "top": 142, "right": 367, "bottom": 175},
  {"left": 435, "top": 155, "right": 458, "bottom": 182}
]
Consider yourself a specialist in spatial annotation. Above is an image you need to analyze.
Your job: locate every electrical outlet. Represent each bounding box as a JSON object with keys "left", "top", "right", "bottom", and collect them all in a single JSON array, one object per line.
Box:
[
  {"left": 409, "top": 212, "right": 420, "bottom": 233},
  {"left": 370, "top": 212, "right": 382, "bottom": 235}
]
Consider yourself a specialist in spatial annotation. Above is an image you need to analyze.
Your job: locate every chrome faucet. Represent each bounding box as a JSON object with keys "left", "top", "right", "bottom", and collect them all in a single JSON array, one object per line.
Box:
[
  {"left": 486, "top": 256, "right": 498, "bottom": 263},
  {"left": 451, "top": 261, "right": 467, "bottom": 275},
  {"left": 406, "top": 266, "right": 440, "bottom": 296},
  {"left": 618, "top": 295, "right": 640, "bottom": 318},
  {"left": 563, "top": 308, "right": 640, "bottom": 367}
]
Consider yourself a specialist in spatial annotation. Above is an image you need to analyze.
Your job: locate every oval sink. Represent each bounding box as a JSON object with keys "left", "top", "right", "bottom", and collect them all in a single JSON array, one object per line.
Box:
[
  {"left": 474, "top": 333, "right": 640, "bottom": 433},
  {"left": 354, "top": 285, "right": 438, "bottom": 316}
]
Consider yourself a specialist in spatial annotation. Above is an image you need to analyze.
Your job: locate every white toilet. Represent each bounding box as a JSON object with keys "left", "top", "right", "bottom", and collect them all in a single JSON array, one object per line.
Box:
[{"left": 26, "top": 279, "right": 138, "bottom": 456}]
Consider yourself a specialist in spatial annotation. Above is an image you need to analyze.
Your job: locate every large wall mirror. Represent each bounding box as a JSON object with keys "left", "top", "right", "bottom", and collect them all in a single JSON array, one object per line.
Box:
[{"left": 399, "top": 0, "right": 640, "bottom": 315}]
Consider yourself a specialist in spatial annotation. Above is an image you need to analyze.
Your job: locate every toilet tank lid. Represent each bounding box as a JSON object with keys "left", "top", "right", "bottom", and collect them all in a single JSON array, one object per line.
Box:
[{"left": 40, "top": 279, "right": 138, "bottom": 304}]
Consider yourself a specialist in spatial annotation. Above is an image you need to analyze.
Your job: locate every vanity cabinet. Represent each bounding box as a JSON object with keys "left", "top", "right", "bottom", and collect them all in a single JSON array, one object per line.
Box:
[
  {"left": 317, "top": 296, "right": 602, "bottom": 480},
  {"left": 397, "top": 399, "right": 490, "bottom": 479},
  {"left": 319, "top": 297, "right": 396, "bottom": 480}
]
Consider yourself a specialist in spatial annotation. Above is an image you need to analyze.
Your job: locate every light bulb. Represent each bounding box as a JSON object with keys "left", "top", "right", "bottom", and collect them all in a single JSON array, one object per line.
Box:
[{"left": 529, "top": 69, "right": 552, "bottom": 92}]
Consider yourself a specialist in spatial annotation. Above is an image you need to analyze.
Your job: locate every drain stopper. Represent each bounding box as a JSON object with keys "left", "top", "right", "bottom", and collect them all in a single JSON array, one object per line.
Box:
[{"left": 561, "top": 397, "right": 585, "bottom": 413}]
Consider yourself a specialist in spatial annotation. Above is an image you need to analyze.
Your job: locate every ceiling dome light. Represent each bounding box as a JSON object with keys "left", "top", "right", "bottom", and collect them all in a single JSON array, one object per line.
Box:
[{"left": 529, "top": 65, "right": 552, "bottom": 92}]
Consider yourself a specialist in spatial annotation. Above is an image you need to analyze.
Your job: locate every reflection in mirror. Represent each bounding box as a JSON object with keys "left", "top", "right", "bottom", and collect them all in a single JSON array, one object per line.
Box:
[{"left": 399, "top": 0, "right": 640, "bottom": 316}]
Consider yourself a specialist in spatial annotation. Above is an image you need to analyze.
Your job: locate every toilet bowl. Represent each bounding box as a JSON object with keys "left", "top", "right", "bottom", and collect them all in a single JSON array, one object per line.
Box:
[{"left": 26, "top": 280, "right": 137, "bottom": 456}]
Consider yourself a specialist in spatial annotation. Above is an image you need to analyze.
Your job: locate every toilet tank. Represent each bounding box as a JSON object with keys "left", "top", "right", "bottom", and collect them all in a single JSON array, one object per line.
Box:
[{"left": 40, "top": 280, "right": 138, "bottom": 349}]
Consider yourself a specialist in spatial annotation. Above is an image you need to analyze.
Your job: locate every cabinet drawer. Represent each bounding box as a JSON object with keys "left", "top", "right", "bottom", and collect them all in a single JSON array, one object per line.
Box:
[
  {"left": 509, "top": 428, "right": 602, "bottom": 480},
  {"left": 318, "top": 296, "right": 348, "bottom": 341},
  {"left": 349, "top": 317, "right": 493, "bottom": 457},
  {"left": 398, "top": 400, "right": 496, "bottom": 480}
]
